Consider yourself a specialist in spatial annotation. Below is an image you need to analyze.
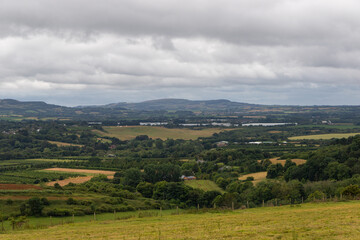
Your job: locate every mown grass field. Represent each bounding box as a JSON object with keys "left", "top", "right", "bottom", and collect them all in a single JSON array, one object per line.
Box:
[
  {"left": 2, "top": 201, "right": 360, "bottom": 239},
  {"left": 238, "top": 171, "right": 267, "bottom": 184},
  {"left": 93, "top": 126, "right": 232, "bottom": 140},
  {"left": 184, "top": 180, "right": 224, "bottom": 193},
  {"left": 289, "top": 132, "right": 360, "bottom": 140}
]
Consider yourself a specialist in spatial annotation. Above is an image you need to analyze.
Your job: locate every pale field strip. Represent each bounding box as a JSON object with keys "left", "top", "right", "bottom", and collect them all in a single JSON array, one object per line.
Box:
[{"left": 43, "top": 168, "right": 115, "bottom": 187}]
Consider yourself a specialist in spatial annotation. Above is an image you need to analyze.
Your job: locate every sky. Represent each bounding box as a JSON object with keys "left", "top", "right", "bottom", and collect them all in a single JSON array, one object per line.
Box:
[{"left": 1, "top": 0, "right": 360, "bottom": 106}]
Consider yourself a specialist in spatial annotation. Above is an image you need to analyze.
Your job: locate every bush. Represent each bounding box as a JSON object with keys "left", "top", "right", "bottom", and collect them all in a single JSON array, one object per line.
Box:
[
  {"left": 307, "top": 191, "right": 324, "bottom": 202},
  {"left": 66, "top": 197, "right": 77, "bottom": 205}
]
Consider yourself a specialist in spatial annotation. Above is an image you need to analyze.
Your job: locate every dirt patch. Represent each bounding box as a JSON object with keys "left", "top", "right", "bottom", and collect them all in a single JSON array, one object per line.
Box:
[
  {"left": 0, "top": 184, "right": 42, "bottom": 190},
  {"left": 43, "top": 168, "right": 116, "bottom": 176}
]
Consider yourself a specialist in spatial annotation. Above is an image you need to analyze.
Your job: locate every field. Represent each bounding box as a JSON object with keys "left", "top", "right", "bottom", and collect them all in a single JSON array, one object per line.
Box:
[
  {"left": 0, "top": 170, "right": 84, "bottom": 184},
  {"left": 47, "top": 141, "right": 84, "bottom": 147},
  {"left": 43, "top": 168, "right": 116, "bottom": 176},
  {"left": 238, "top": 171, "right": 267, "bottom": 184},
  {"left": 184, "top": 180, "right": 225, "bottom": 193},
  {"left": 289, "top": 132, "right": 360, "bottom": 140},
  {"left": 2, "top": 201, "right": 360, "bottom": 239},
  {"left": 267, "top": 157, "right": 307, "bottom": 166},
  {"left": 43, "top": 168, "right": 116, "bottom": 186},
  {"left": 0, "top": 184, "right": 42, "bottom": 190},
  {"left": 93, "top": 126, "right": 233, "bottom": 140}
]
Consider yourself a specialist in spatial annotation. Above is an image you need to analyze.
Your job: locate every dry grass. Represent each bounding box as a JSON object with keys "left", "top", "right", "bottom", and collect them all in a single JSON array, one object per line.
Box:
[
  {"left": 43, "top": 168, "right": 115, "bottom": 186},
  {"left": 267, "top": 157, "right": 307, "bottom": 166},
  {"left": 238, "top": 171, "right": 267, "bottom": 184},
  {"left": 93, "top": 126, "right": 233, "bottom": 140},
  {"left": 47, "top": 141, "right": 84, "bottom": 147},
  {"left": 3, "top": 201, "right": 360, "bottom": 240}
]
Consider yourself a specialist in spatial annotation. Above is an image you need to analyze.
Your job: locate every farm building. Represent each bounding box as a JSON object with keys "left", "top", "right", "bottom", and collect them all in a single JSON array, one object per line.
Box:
[{"left": 181, "top": 175, "right": 197, "bottom": 180}]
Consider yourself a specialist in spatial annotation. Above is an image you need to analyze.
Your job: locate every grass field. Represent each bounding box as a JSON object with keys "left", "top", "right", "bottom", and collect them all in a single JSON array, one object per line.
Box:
[
  {"left": 47, "top": 141, "right": 84, "bottom": 147},
  {"left": 238, "top": 171, "right": 267, "bottom": 184},
  {"left": 184, "top": 180, "right": 224, "bottom": 193},
  {"left": 93, "top": 126, "right": 232, "bottom": 140},
  {"left": 0, "top": 159, "right": 78, "bottom": 167},
  {"left": 2, "top": 201, "right": 360, "bottom": 239},
  {"left": 289, "top": 132, "right": 360, "bottom": 140},
  {"left": 266, "top": 157, "right": 307, "bottom": 166},
  {"left": 42, "top": 168, "right": 115, "bottom": 186}
]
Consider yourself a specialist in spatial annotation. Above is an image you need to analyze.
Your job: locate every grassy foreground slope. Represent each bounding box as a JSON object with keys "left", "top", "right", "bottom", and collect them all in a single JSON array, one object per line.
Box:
[
  {"left": 3, "top": 201, "right": 360, "bottom": 240},
  {"left": 94, "top": 126, "right": 232, "bottom": 140}
]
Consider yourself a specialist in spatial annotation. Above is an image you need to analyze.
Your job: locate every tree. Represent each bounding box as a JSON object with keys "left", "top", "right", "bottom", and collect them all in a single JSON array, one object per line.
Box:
[
  {"left": 266, "top": 164, "right": 284, "bottom": 179},
  {"left": 136, "top": 182, "right": 154, "bottom": 198},
  {"left": 27, "top": 197, "right": 44, "bottom": 216},
  {"left": 124, "top": 168, "right": 142, "bottom": 187},
  {"left": 342, "top": 184, "right": 360, "bottom": 199}
]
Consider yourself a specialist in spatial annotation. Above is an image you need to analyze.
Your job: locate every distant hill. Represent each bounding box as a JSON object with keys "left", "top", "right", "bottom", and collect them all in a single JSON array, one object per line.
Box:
[
  {"left": 105, "top": 98, "right": 253, "bottom": 111},
  {"left": 1, "top": 98, "right": 360, "bottom": 122},
  {"left": 0, "top": 99, "right": 72, "bottom": 117}
]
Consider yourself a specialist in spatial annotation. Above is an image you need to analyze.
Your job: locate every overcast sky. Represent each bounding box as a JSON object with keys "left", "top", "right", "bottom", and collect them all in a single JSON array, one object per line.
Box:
[{"left": 1, "top": 0, "right": 360, "bottom": 106}]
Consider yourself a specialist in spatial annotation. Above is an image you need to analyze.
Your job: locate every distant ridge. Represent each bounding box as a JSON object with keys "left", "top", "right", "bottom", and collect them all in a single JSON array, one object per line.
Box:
[{"left": 105, "top": 98, "right": 252, "bottom": 111}]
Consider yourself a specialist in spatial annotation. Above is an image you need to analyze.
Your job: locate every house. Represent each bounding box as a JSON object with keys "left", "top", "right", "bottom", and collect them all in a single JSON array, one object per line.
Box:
[
  {"left": 181, "top": 175, "right": 197, "bottom": 180},
  {"left": 216, "top": 141, "right": 229, "bottom": 147}
]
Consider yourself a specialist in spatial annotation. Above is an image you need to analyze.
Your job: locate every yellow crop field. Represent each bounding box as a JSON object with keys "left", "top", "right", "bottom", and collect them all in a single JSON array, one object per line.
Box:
[
  {"left": 289, "top": 133, "right": 360, "bottom": 140},
  {"left": 2, "top": 201, "right": 360, "bottom": 240},
  {"left": 238, "top": 171, "right": 267, "bottom": 184},
  {"left": 93, "top": 126, "right": 233, "bottom": 140}
]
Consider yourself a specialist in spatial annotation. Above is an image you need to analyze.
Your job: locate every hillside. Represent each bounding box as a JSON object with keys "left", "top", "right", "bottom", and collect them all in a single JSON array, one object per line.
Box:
[
  {"left": 106, "top": 98, "right": 252, "bottom": 111},
  {"left": 2, "top": 201, "right": 359, "bottom": 239},
  {"left": 2, "top": 98, "right": 360, "bottom": 122}
]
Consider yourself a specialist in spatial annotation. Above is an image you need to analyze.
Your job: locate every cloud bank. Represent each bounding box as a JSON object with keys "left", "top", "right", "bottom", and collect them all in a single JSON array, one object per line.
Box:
[{"left": 1, "top": 0, "right": 360, "bottom": 105}]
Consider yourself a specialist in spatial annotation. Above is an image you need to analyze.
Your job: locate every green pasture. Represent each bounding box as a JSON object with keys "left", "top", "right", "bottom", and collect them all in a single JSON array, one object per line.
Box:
[
  {"left": 289, "top": 132, "right": 360, "bottom": 140},
  {"left": 184, "top": 180, "right": 224, "bottom": 193},
  {"left": 2, "top": 201, "right": 360, "bottom": 239}
]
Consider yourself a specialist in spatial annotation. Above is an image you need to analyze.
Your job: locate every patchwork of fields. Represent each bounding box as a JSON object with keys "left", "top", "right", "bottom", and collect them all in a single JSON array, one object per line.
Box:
[
  {"left": 93, "top": 126, "right": 233, "bottom": 140},
  {"left": 2, "top": 201, "right": 360, "bottom": 240},
  {"left": 289, "top": 132, "right": 360, "bottom": 140}
]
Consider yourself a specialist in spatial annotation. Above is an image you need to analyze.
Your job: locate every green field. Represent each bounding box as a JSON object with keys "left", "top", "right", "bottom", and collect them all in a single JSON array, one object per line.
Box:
[
  {"left": 184, "top": 180, "right": 224, "bottom": 193},
  {"left": 0, "top": 159, "right": 79, "bottom": 167},
  {"left": 93, "top": 126, "right": 232, "bottom": 140},
  {"left": 2, "top": 201, "right": 360, "bottom": 239},
  {"left": 289, "top": 132, "right": 360, "bottom": 140}
]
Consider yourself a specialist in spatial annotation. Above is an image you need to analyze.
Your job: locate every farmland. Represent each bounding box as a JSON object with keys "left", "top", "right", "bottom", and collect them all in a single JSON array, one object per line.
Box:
[
  {"left": 0, "top": 170, "right": 84, "bottom": 184},
  {"left": 267, "top": 157, "right": 307, "bottom": 166},
  {"left": 2, "top": 201, "right": 360, "bottom": 240},
  {"left": 47, "top": 141, "right": 84, "bottom": 147},
  {"left": 43, "top": 168, "right": 116, "bottom": 186},
  {"left": 289, "top": 132, "right": 360, "bottom": 140},
  {"left": 93, "top": 126, "right": 233, "bottom": 140},
  {"left": 238, "top": 171, "right": 267, "bottom": 184},
  {"left": 184, "top": 180, "right": 224, "bottom": 193}
]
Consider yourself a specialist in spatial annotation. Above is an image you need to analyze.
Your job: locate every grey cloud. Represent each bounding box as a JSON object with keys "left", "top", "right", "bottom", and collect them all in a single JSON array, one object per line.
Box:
[{"left": 1, "top": 0, "right": 360, "bottom": 105}]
